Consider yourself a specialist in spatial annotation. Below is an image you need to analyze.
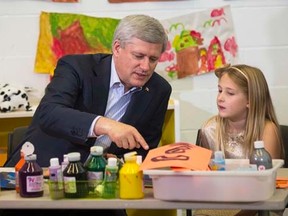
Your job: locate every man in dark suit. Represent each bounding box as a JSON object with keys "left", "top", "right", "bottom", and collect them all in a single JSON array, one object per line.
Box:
[
  {"left": 2, "top": 14, "right": 171, "bottom": 216},
  {"left": 6, "top": 15, "right": 171, "bottom": 168},
  {"left": 5, "top": 14, "right": 171, "bottom": 169}
]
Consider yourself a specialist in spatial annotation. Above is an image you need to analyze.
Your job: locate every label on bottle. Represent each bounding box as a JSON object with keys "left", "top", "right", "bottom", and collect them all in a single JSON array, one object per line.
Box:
[
  {"left": 87, "top": 171, "right": 103, "bottom": 187},
  {"left": 26, "top": 175, "right": 44, "bottom": 192},
  {"left": 258, "top": 165, "right": 267, "bottom": 171},
  {"left": 50, "top": 168, "right": 64, "bottom": 190},
  {"left": 250, "top": 148, "right": 272, "bottom": 171},
  {"left": 102, "top": 167, "right": 118, "bottom": 199},
  {"left": 64, "top": 176, "right": 77, "bottom": 193},
  {"left": 105, "top": 170, "right": 118, "bottom": 182}
]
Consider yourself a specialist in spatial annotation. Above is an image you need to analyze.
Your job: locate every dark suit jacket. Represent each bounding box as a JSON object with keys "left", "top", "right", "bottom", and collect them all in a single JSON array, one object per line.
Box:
[{"left": 5, "top": 54, "right": 172, "bottom": 167}]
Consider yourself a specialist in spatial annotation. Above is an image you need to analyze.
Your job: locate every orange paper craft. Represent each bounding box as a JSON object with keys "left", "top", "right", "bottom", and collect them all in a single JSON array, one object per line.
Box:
[
  {"left": 276, "top": 177, "right": 288, "bottom": 188},
  {"left": 140, "top": 142, "right": 212, "bottom": 171}
]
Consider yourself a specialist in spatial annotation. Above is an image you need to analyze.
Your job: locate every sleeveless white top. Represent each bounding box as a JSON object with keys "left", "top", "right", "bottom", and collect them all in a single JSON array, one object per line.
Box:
[{"left": 200, "top": 117, "right": 247, "bottom": 159}]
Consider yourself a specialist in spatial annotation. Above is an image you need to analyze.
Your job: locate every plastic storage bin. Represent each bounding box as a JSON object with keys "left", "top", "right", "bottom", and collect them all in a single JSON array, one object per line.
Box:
[{"left": 143, "top": 159, "right": 284, "bottom": 202}]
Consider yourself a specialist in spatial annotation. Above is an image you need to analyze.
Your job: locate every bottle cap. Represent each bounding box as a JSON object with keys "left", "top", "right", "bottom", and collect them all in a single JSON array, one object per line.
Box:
[
  {"left": 124, "top": 151, "right": 137, "bottom": 162},
  {"left": 90, "top": 146, "right": 103, "bottom": 156},
  {"left": 136, "top": 155, "right": 142, "bottom": 165},
  {"left": 107, "top": 157, "right": 117, "bottom": 167},
  {"left": 21, "top": 142, "right": 35, "bottom": 156},
  {"left": 63, "top": 154, "right": 68, "bottom": 162},
  {"left": 254, "top": 140, "right": 264, "bottom": 149},
  {"left": 25, "top": 154, "right": 37, "bottom": 161},
  {"left": 67, "top": 152, "right": 81, "bottom": 162},
  {"left": 50, "top": 158, "right": 60, "bottom": 167},
  {"left": 214, "top": 151, "right": 225, "bottom": 162}
]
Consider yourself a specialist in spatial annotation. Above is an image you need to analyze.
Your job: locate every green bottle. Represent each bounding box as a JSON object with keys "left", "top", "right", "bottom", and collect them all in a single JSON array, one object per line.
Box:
[
  {"left": 102, "top": 157, "right": 119, "bottom": 199},
  {"left": 85, "top": 146, "right": 107, "bottom": 197}
]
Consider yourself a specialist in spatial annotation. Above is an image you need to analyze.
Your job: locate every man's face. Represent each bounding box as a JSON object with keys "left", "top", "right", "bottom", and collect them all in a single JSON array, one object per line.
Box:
[{"left": 112, "top": 37, "right": 163, "bottom": 91}]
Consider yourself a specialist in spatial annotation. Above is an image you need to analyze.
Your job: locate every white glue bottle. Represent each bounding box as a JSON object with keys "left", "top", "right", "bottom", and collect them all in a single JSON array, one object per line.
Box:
[{"left": 49, "top": 157, "right": 64, "bottom": 199}]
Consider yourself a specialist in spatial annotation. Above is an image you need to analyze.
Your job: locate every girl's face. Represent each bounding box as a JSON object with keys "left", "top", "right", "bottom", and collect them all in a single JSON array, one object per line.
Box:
[{"left": 217, "top": 73, "right": 249, "bottom": 121}]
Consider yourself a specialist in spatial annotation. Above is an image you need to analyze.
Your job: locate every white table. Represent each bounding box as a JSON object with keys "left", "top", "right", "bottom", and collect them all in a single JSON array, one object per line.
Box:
[{"left": 0, "top": 168, "right": 288, "bottom": 212}]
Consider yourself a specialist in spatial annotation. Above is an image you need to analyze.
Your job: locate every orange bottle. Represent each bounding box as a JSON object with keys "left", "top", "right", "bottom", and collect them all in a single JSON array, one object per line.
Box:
[{"left": 15, "top": 151, "right": 25, "bottom": 193}]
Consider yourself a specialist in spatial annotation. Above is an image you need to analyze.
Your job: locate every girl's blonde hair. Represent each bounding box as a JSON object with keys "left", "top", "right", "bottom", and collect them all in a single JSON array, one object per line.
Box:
[{"left": 214, "top": 64, "right": 284, "bottom": 158}]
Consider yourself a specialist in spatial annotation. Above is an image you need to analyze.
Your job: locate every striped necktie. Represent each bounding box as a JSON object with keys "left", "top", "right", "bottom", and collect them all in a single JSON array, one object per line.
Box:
[{"left": 94, "top": 88, "right": 139, "bottom": 149}]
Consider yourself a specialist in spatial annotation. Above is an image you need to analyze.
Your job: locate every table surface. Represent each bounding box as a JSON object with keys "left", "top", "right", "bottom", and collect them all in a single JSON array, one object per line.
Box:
[{"left": 0, "top": 168, "right": 288, "bottom": 210}]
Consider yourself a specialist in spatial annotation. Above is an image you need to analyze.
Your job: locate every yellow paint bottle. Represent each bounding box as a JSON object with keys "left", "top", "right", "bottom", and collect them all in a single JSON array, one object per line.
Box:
[{"left": 119, "top": 151, "right": 144, "bottom": 199}]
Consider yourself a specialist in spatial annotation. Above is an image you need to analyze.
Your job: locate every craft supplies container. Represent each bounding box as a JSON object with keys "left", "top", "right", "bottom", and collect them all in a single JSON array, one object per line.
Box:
[{"left": 144, "top": 159, "right": 284, "bottom": 202}]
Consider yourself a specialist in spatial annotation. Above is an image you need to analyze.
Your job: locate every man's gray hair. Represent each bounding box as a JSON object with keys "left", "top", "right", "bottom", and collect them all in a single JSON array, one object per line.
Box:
[{"left": 112, "top": 14, "right": 167, "bottom": 53}]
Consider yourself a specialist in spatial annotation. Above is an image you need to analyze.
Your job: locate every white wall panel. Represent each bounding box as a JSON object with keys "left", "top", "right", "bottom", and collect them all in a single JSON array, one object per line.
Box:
[{"left": 0, "top": 0, "right": 287, "bottom": 143}]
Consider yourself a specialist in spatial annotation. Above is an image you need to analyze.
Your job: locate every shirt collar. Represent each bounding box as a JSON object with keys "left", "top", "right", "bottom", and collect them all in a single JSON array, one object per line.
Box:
[
  {"left": 110, "top": 58, "right": 142, "bottom": 93},
  {"left": 110, "top": 58, "right": 120, "bottom": 88}
]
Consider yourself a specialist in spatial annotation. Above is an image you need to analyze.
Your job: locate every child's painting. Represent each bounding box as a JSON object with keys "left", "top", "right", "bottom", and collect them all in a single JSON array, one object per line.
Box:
[
  {"left": 34, "top": 5, "right": 238, "bottom": 80},
  {"left": 34, "top": 12, "right": 120, "bottom": 75},
  {"left": 157, "top": 5, "right": 238, "bottom": 80}
]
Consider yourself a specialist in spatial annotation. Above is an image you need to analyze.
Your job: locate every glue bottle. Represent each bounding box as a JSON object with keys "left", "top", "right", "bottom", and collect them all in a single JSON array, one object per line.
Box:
[
  {"left": 15, "top": 141, "right": 35, "bottom": 193},
  {"left": 48, "top": 157, "right": 64, "bottom": 200},
  {"left": 119, "top": 151, "right": 144, "bottom": 199},
  {"left": 210, "top": 151, "right": 226, "bottom": 171}
]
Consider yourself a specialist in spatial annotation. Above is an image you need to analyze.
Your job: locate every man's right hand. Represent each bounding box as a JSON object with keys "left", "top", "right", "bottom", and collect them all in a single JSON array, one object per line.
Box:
[{"left": 94, "top": 117, "right": 149, "bottom": 150}]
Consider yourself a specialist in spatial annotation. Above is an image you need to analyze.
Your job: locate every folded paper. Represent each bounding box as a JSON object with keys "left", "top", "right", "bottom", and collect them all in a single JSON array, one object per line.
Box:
[{"left": 140, "top": 142, "right": 212, "bottom": 171}]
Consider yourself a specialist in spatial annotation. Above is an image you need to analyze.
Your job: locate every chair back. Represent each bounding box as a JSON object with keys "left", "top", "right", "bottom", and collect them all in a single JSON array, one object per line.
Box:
[
  {"left": 7, "top": 126, "right": 28, "bottom": 159},
  {"left": 280, "top": 125, "right": 288, "bottom": 168}
]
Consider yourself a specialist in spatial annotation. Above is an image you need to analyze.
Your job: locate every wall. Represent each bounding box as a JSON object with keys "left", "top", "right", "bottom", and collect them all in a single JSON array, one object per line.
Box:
[{"left": 1, "top": 0, "right": 288, "bottom": 144}]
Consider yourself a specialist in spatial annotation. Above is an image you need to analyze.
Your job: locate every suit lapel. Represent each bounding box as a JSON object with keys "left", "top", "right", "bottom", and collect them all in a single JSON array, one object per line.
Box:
[
  {"left": 91, "top": 55, "right": 112, "bottom": 115},
  {"left": 121, "top": 85, "right": 152, "bottom": 125}
]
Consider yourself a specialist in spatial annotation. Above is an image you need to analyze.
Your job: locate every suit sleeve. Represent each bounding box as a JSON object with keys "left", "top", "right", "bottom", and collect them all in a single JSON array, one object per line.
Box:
[{"left": 36, "top": 57, "right": 97, "bottom": 144}]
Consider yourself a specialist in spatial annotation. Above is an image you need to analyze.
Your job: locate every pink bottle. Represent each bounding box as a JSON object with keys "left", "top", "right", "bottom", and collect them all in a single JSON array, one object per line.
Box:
[{"left": 19, "top": 154, "right": 44, "bottom": 197}]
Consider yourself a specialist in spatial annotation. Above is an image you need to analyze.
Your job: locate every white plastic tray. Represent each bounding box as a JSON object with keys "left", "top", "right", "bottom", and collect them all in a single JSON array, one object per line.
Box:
[{"left": 144, "top": 159, "right": 284, "bottom": 202}]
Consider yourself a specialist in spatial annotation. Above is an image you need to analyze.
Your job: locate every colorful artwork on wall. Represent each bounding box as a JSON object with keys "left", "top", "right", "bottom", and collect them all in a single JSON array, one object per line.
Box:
[
  {"left": 34, "top": 12, "right": 119, "bottom": 75},
  {"left": 34, "top": 5, "right": 238, "bottom": 80},
  {"left": 157, "top": 5, "right": 238, "bottom": 80}
]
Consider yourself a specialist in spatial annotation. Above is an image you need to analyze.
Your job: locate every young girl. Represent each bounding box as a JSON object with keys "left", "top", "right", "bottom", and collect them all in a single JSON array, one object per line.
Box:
[
  {"left": 199, "top": 64, "right": 284, "bottom": 160},
  {"left": 194, "top": 64, "right": 284, "bottom": 216}
]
